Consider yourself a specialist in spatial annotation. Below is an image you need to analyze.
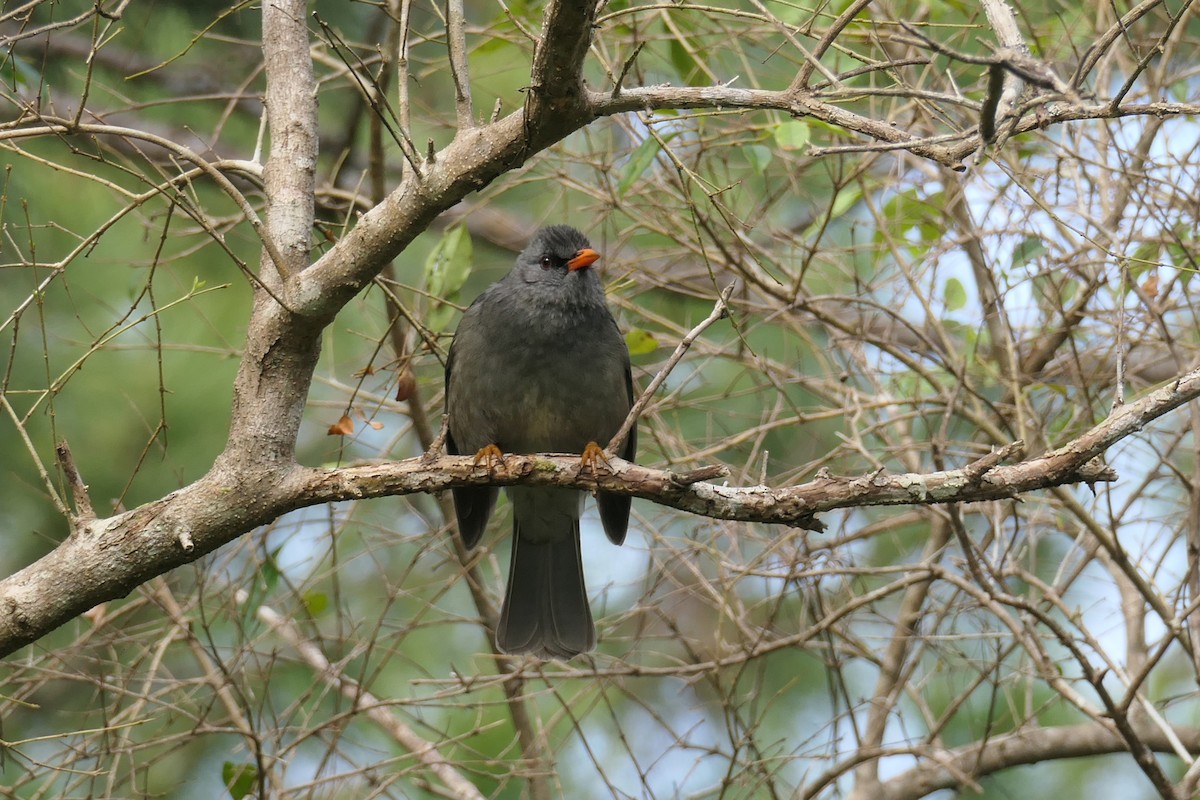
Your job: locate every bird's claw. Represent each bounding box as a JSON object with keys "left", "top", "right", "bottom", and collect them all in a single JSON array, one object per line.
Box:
[
  {"left": 472, "top": 443, "right": 505, "bottom": 472},
  {"left": 579, "top": 441, "right": 613, "bottom": 474}
]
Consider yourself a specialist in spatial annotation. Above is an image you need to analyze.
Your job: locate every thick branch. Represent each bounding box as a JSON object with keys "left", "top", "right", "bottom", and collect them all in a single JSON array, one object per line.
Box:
[
  {"left": 872, "top": 723, "right": 1200, "bottom": 800},
  {"left": 524, "top": 0, "right": 599, "bottom": 147},
  {"left": 215, "top": 0, "right": 322, "bottom": 469},
  {"left": 5, "top": 361, "right": 1200, "bottom": 657},
  {"left": 287, "top": 2, "right": 603, "bottom": 322},
  {"left": 261, "top": 0, "right": 317, "bottom": 280},
  {"left": 295, "top": 438, "right": 1102, "bottom": 530}
]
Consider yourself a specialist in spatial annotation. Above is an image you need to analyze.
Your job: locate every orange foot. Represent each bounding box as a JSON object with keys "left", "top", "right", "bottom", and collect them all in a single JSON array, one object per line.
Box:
[
  {"left": 579, "top": 441, "right": 613, "bottom": 474},
  {"left": 473, "top": 443, "right": 504, "bottom": 472}
]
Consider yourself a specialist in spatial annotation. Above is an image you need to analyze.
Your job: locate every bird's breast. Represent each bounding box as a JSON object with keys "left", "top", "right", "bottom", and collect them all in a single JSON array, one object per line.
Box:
[{"left": 451, "top": 299, "right": 629, "bottom": 455}]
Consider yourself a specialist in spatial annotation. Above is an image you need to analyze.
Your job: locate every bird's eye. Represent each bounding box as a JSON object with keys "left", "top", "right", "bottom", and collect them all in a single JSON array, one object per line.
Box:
[{"left": 540, "top": 255, "right": 553, "bottom": 269}]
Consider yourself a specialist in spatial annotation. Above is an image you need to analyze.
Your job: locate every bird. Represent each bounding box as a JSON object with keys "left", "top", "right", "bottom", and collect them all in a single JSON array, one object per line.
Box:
[{"left": 444, "top": 224, "right": 636, "bottom": 659}]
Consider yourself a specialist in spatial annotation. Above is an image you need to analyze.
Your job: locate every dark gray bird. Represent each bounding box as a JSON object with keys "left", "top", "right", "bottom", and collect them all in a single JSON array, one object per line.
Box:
[{"left": 445, "top": 225, "right": 636, "bottom": 659}]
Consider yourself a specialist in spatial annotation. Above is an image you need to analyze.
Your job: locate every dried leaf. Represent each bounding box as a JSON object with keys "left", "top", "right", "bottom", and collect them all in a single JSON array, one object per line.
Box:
[
  {"left": 327, "top": 415, "right": 354, "bottom": 436},
  {"left": 395, "top": 368, "right": 417, "bottom": 401}
]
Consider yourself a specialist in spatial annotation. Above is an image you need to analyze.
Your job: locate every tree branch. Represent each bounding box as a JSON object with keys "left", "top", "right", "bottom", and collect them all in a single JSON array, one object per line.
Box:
[
  {"left": 445, "top": 0, "right": 473, "bottom": 129},
  {"left": 873, "top": 722, "right": 1200, "bottom": 800},
  {"left": 6, "top": 357, "right": 1200, "bottom": 657},
  {"left": 250, "top": 595, "right": 486, "bottom": 800},
  {"left": 607, "top": 283, "right": 734, "bottom": 454},
  {"left": 261, "top": 0, "right": 317, "bottom": 281}
]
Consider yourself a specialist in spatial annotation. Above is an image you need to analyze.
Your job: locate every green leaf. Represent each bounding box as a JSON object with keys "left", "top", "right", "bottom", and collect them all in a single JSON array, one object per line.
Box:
[
  {"left": 425, "top": 225, "right": 473, "bottom": 299},
  {"left": 7, "top": 55, "right": 38, "bottom": 89},
  {"left": 425, "top": 225, "right": 474, "bottom": 333},
  {"left": 828, "top": 186, "right": 863, "bottom": 219},
  {"left": 878, "top": 189, "right": 944, "bottom": 245},
  {"left": 625, "top": 329, "right": 658, "bottom": 355},
  {"left": 1010, "top": 236, "right": 1046, "bottom": 269},
  {"left": 222, "top": 762, "right": 257, "bottom": 800},
  {"left": 1129, "top": 241, "right": 1160, "bottom": 277},
  {"left": 428, "top": 304, "right": 456, "bottom": 334},
  {"left": 745, "top": 145, "right": 773, "bottom": 175},
  {"left": 668, "top": 40, "right": 701, "bottom": 86},
  {"left": 773, "top": 120, "right": 811, "bottom": 151},
  {"left": 943, "top": 277, "right": 967, "bottom": 311},
  {"left": 303, "top": 591, "right": 329, "bottom": 616},
  {"left": 1166, "top": 223, "right": 1196, "bottom": 286},
  {"left": 1060, "top": 279, "right": 1077, "bottom": 304},
  {"left": 618, "top": 136, "right": 662, "bottom": 197},
  {"left": 262, "top": 547, "right": 282, "bottom": 593}
]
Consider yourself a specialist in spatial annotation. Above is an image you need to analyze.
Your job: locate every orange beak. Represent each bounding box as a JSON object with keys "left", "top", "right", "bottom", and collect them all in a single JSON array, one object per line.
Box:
[{"left": 566, "top": 248, "right": 601, "bottom": 271}]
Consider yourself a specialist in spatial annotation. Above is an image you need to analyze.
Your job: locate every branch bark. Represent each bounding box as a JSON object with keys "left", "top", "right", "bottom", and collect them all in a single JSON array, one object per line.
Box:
[
  {"left": 9, "top": 359, "right": 1200, "bottom": 656},
  {"left": 872, "top": 723, "right": 1200, "bottom": 800}
]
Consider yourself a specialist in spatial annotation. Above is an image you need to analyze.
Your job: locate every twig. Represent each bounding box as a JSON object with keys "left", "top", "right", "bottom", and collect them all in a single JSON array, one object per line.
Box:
[
  {"left": 792, "top": 0, "right": 871, "bottom": 90},
  {"left": 247, "top": 595, "right": 486, "bottom": 800},
  {"left": 445, "top": 0, "right": 473, "bottom": 127},
  {"left": 1, "top": 395, "right": 71, "bottom": 521},
  {"left": 154, "top": 580, "right": 286, "bottom": 798},
  {"left": 423, "top": 415, "right": 449, "bottom": 463},
  {"left": 962, "top": 440, "right": 1024, "bottom": 483},
  {"left": 55, "top": 440, "right": 95, "bottom": 522},
  {"left": 607, "top": 283, "right": 735, "bottom": 453},
  {"left": 669, "top": 464, "right": 729, "bottom": 486},
  {"left": 610, "top": 41, "right": 644, "bottom": 98},
  {"left": 313, "top": 12, "right": 423, "bottom": 180}
]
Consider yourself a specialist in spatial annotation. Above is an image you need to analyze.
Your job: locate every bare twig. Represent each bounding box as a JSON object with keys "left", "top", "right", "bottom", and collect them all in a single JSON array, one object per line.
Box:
[
  {"left": 54, "top": 440, "right": 95, "bottom": 523},
  {"left": 792, "top": 0, "right": 871, "bottom": 90},
  {"left": 1, "top": 395, "right": 70, "bottom": 521},
  {"left": 154, "top": 581, "right": 286, "bottom": 798},
  {"left": 607, "top": 283, "right": 735, "bottom": 454},
  {"left": 248, "top": 595, "right": 487, "bottom": 799},
  {"left": 610, "top": 41, "right": 644, "bottom": 97},
  {"left": 445, "top": 0, "right": 473, "bottom": 128}
]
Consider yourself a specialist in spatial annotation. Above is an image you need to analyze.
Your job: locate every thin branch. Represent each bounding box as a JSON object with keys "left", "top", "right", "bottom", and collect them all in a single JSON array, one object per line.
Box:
[
  {"left": 54, "top": 439, "right": 94, "bottom": 523},
  {"left": 0, "top": 119, "right": 293, "bottom": 283},
  {"left": 792, "top": 0, "right": 871, "bottom": 89},
  {"left": 393, "top": 0, "right": 416, "bottom": 179},
  {"left": 154, "top": 581, "right": 287, "bottom": 798},
  {"left": 250, "top": 596, "right": 487, "bottom": 800},
  {"left": 445, "top": 0, "right": 473, "bottom": 128},
  {"left": 589, "top": 85, "right": 972, "bottom": 170},
  {"left": 7, "top": 355, "right": 1200, "bottom": 657},
  {"left": 607, "top": 283, "right": 734, "bottom": 453},
  {"left": 1, "top": 395, "right": 70, "bottom": 521}
]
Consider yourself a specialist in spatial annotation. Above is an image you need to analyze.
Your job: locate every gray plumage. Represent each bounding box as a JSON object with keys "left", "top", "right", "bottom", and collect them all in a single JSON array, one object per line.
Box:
[{"left": 445, "top": 225, "right": 636, "bottom": 659}]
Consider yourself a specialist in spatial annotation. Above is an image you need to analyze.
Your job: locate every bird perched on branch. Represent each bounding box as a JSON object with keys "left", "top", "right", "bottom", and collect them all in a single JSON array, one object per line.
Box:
[{"left": 445, "top": 224, "right": 637, "bottom": 659}]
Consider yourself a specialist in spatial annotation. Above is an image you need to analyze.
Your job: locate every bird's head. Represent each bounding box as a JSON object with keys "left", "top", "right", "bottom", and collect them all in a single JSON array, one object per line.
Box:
[{"left": 515, "top": 225, "right": 602, "bottom": 287}]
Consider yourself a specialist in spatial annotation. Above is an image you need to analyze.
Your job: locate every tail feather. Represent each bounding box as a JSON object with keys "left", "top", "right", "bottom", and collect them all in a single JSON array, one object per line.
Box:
[
  {"left": 496, "top": 517, "right": 595, "bottom": 659},
  {"left": 451, "top": 486, "right": 498, "bottom": 548},
  {"left": 598, "top": 423, "right": 637, "bottom": 545}
]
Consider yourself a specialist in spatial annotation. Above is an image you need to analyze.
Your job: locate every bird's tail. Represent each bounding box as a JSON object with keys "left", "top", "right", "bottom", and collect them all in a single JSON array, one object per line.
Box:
[{"left": 496, "top": 517, "right": 595, "bottom": 659}]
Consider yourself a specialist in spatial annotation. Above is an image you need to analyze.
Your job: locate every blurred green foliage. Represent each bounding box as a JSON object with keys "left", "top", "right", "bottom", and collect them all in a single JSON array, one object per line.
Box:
[{"left": 0, "top": 1, "right": 1196, "bottom": 799}]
